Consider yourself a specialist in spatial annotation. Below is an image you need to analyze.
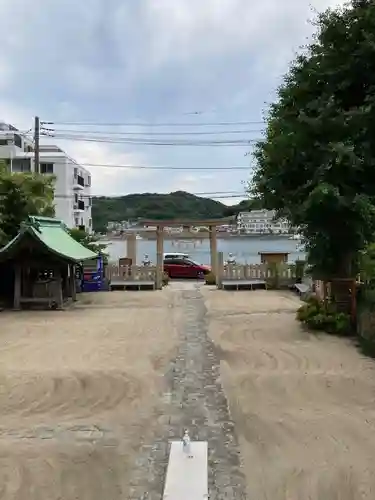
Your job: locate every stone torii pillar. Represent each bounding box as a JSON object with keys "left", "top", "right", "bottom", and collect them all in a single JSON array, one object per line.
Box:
[
  {"left": 126, "top": 232, "right": 137, "bottom": 265},
  {"left": 209, "top": 224, "right": 218, "bottom": 276}
]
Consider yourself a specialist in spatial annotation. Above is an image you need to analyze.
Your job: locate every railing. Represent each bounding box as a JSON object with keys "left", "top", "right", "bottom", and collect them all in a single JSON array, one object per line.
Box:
[
  {"left": 221, "top": 263, "right": 294, "bottom": 279},
  {"left": 218, "top": 263, "right": 296, "bottom": 289},
  {"left": 105, "top": 264, "right": 157, "bottom": 283}
]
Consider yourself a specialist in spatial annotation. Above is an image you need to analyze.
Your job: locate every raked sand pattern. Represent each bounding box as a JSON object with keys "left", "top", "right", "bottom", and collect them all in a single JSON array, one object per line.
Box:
[
  {"left": 202, "top": 288, "right": 375, "bottom": 499},
  {"left": 1, "top": 284, "right": 375, "bottom": 498},
  {"left": 0, "top": 290, "right": 181, "bottom": 500}
]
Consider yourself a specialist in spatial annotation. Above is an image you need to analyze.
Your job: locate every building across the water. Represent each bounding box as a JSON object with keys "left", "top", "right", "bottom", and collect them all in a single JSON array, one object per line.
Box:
[
  {"left": 237, "top": 210, "right": 291, "bottom": 235},
  {"left": 0, "top": 122, "right": 92, "bottom": 232}
]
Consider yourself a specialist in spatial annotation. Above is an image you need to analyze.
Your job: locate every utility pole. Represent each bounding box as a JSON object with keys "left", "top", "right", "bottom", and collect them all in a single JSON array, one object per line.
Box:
[{"left": 34, "top": 116, "right": 40, "bottom": 174}]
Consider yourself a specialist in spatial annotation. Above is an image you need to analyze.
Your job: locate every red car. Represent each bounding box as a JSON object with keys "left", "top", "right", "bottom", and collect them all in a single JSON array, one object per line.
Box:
[{"left": 163, "top": 257, "right": 211, "bottom": 279}]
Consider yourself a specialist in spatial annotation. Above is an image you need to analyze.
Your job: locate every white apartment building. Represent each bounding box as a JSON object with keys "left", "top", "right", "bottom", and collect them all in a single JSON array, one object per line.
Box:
[
  {"left": 0, "top": 122, "right": 92, "bottom": 232},
  {"left": 237, "top": 210, "right": 290, "bottom": 234}
]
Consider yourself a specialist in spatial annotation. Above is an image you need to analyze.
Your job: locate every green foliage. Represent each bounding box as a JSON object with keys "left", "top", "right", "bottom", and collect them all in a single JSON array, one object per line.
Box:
[
  {"left": 356, "top": 285, "right": 375, "bottom": 357},
  {"left": 0, "top": 161, "right": 55, "bottom": 245},
  {"left": 92, "top": 191, "right": 229, "bottom": 233},
  {"left": 297, "top": 297, "right": 351, "bottom": 336},
  {"left": 68, "top": 228, "right": 108, "bottom": 260},
  {"left": 357, "top": 286, "right": 375, "bottom": 315},
  {"left": 205, "top": 271, "right": 217, "bottom": 285},
  {"left": 251, "top": 1, "right": 375, "bottom": 279},
  {"left": 359, "top": 242, "right": 375, "bottom": 285}
]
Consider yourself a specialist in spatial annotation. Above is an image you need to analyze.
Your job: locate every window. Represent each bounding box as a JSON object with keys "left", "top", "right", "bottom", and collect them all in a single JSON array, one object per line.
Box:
[
  {"left": 73, "top": 167, "right": 78, "bottom": 178},
  {"left": 184, "top": 259, "right": 201, "bottom": 266},
  {"left": 74, "top": 193, "right": 78, "bottom": 203},
  {"left": 12, "top": 158, "right": 31, "bottom": 172},
  {"left": 40, "top": 162, "right": 54, "bottom": 174},
  {"left": 0, "top": 138, "right": 8, "bottom": 145},
  {"left": 164, "top": 258, "right": 190, "bottom": 266},
  {"left": 86, "top": 175, "right": 91, "bottom": 187},
  {"left": 14, "top": 134, "right": 22, "bottom": 148}
]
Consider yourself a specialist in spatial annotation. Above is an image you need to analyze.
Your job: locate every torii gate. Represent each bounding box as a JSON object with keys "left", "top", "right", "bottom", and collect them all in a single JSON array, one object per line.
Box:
[{"left": 125, "top": 217, "right": 234, "bottom": 289}]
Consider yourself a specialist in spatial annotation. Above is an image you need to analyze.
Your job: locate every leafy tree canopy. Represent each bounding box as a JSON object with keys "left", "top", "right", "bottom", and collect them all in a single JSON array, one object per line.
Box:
[
  {"left": 252, "top": 0, "right": 375, "bottom": 278},
  {"left": 68, "top": 228, "right": 108, "bottom": 260},
  {"left": 0, "top": 161, "right": 55, "bottom": 245}
]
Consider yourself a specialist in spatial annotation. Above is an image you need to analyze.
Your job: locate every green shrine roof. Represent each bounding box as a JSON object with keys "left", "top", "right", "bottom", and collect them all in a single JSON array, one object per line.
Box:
[{"left": 0, "top": 216, "right": 98, "bottom": 263}]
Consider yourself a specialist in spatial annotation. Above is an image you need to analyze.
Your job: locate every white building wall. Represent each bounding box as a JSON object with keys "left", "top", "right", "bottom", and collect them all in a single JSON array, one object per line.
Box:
[
  {"left": 237, "top": 210, "right": 290, "bottom": 234},
  {"left": 0, "top": 122, "right": 34, "bottom": 161},
  {"left": 0, "top": 124, "right": 92, "bottom": 232},
  {"left": 37, "top": 154, "right": 92, "bottom": 231},
  {"left": 69, "top": 164, "right": 92, "bottom": 232}
]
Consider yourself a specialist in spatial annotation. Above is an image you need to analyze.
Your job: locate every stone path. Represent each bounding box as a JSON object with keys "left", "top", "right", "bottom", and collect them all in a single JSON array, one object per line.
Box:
[{"left": 129, "top": 282, "right": 247, "bottom": 499}]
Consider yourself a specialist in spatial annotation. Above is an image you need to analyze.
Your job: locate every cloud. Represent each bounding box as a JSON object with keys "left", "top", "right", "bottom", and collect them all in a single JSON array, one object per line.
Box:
[
  {"left": 0, "top": 0, "right": 346, "bottom": 203},
  {"left": 166, "top": 173, "right": 214, "bottom": 193},
  {"left": 0, "top": 98, "right": 148, "bottom": 197},
  {"left": 58, "top": 141, "right": 149, "bottom": 197}
]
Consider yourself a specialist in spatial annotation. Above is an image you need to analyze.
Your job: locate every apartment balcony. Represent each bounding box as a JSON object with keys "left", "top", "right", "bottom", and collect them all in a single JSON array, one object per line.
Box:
[
  {"left": 73, "top": 174, "right": 85, "bottom": 190},
  {"left": 74, "top": 200, "right": 85, "bottom": 212}
]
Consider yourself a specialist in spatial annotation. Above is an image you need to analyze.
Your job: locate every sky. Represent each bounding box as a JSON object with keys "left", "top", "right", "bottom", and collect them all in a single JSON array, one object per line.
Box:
[{"left": 0, "top": 0, "right": 345, "bottom": 205}]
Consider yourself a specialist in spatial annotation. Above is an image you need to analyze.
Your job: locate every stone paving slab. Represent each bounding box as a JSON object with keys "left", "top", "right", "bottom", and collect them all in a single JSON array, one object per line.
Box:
[
  {"left": 129, "top": 283, "right": 247, "bottom": 500},
  {"left": 163, "top": 441, "right": 208, "bottom": 500}
]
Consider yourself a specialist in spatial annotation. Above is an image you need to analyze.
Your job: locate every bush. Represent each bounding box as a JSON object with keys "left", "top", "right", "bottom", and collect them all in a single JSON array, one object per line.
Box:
[
  {"left": 162, "top": 272, "right": 169, "bottom": 286},
  {"left": 205, "top": 271, "right": 216, "bottom": 285},
  {"left": 296, "top": 296, "right": 321, "bottom": 321},
  {"left": 297, "top": 297, "right": 351, "bottom": 336}
]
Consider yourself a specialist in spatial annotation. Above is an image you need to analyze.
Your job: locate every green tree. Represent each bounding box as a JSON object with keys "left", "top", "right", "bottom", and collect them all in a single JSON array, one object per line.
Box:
[
  {"left": 68, "top": 228, "right": 108, "bottom": 260},
  {"left": 251, "top": 0, "right": 375, "bottom": 279},
  {"left": 0, "top": 161, "right": 55, "bottom": 245},
  {"left": 360, "top": 242, "right": 375, "bottom": 285}
]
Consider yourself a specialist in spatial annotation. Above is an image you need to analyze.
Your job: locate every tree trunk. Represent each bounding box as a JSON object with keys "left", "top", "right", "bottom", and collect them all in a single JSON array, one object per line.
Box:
[{"left": 330, "top": 252, "right": 356, "bottom": 318}]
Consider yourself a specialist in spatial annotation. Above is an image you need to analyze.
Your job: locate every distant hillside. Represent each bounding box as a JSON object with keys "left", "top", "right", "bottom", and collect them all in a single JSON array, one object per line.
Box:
[{"left": 92, "top": 191, "right": 233, "bottom": 232}]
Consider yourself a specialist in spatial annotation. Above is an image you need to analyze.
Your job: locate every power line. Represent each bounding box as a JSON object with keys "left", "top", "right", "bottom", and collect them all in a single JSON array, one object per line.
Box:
[
  {"left": 4, "top": 138, "right": 253, "bottom": 170},
  {"left": 41, "top": 133, "right": 257, "bottom": 147},
  {"left": 46, "top": 127, "right": 264, "bottom": 136},
  {"left": 64, "top": 160, "right": 253, "bottom": 171},
  {"left": 42, "top": 120, "right": 265, "bottom": 127}
]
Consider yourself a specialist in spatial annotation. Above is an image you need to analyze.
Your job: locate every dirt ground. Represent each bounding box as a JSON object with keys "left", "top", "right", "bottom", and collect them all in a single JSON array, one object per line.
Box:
[
  {"left": 0, "top": 289, "right": 181, "bottom": 500},
  {"left": 202, "top": 288, "right": 375, "bottom": 499}
]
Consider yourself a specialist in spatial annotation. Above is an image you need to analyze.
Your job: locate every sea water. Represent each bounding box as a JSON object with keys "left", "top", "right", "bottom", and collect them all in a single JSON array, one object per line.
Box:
[{"left": 105, "top": 237, "right": 305, "bottom": 264}]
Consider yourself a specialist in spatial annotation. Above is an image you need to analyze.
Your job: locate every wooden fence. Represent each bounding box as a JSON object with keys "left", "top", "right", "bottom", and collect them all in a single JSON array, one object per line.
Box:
[{"left": 105, "top": 264, "right": 157, "bottom": 283}]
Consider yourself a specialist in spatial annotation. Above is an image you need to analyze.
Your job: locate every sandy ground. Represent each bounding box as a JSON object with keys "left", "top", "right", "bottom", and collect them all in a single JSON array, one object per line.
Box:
[
  {"left": 202, "top": 288, "right": 375, "bottom": 500},
  {"left": 0, "top": 289, "right": 181, "bottom": 500}
]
